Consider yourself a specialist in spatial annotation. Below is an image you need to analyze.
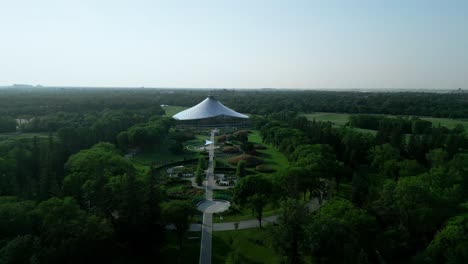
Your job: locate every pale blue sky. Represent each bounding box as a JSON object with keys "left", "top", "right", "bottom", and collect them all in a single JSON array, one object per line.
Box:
[{"left": 1, "top": 0, "right": 467, "bottom": 89}]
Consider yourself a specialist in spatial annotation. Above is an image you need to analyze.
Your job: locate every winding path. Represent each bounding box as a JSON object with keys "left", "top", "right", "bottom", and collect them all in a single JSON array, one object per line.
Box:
[{"left": 185, "top": 198, "right": 323, "bottom": 232}]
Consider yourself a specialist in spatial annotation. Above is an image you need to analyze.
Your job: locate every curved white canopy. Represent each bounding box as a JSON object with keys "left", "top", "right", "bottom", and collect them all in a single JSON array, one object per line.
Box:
[{"left": 173, "top": 96, "right": 249, "bottom": 120}]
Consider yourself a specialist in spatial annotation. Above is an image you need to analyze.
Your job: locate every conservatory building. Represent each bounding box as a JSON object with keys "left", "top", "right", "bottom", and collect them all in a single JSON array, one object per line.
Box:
[{"left": 172, "top": 96, "right": 249, "bottom": 128}]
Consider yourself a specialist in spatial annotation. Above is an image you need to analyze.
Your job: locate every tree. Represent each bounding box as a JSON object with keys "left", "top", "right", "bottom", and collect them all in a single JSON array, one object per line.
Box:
[
  {"left": 341, "top": 129, "right": 373, "bottom": 169},
  {"left": 127, "top": 118, "right": 171, "bottom": 150},
  {"left": 274, "top": 166, "right": 319, "bottom": 200},
  {"left": 63, "top": 143, "right": 132, "bottom": 209},
  {"left": 144, "top": 171, "right": 164, "bottom": 251},
  {"left": 116, "top": 131, "right": 129, "bottom": 151},
  {"left": 0, "top": 116, "right": 17, "bottom": 133},
  {"left": 394, "top": 175, "right": 453, "bottom": 237},
  {"left": 351, "top": 172, "right": 372, "bottom": 207},
  {"left": 370, "top": 143, "right": 400, "bottom": 169},
  {"left": 291, "top": 144, "right": 340, "bottom": 190},
  {"left": 271, "top": 199, "right": 309, "bottom": 264},
  {"left": 38, "top": 135, "right": 59, "bottom": 200},
  {"left": 197, "top": 156, "right": 207, "bottom": 170},
  {"left": 240, "top": 141, "right": 254, "bottom": 153},
  {"left": 108, "top": 170, "right": 154, "bottom": 253},
  {"left": 233, "top": 175, "right": 273, "bottom": 228},
  {"left": 195, "top": 156, "right": 206, "bottom": 186},
  {"left": 195, "top": 167, "right": 204, "bottom": 186},
  {"left": 305, "top": 199, "right": 377, "bottom": 263},
  {"left": 425, "top": 148, "right": 448, "bottom": 168},
  {"left": 0, "top": 199, "right": 36, "bottom": 239},
  {"left": 235, "top": 160, "right": 246, "bottom": 178},
  {"left": 423, "top": 215, "right": 468, "bottom": 263},
  {"left": 398, "top": 159, "right": 425, "bottom": 177},
  {"left": 34, "top": 197, "right": 113, "bottom": 263},
  {"left": 161, "top": 200, "right": 196, "bottom": 249},
  {"left": 0, "top": 235, "right": 40, "bottom": 264}
]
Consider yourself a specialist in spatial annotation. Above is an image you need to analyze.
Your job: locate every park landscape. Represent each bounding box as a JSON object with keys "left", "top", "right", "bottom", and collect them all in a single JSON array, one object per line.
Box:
[
  {"left": 0, "top": 88, "right": 467, "bottom": 263},
  {"left": 1, "top": 1, "right": 468, "bottom": 263}
]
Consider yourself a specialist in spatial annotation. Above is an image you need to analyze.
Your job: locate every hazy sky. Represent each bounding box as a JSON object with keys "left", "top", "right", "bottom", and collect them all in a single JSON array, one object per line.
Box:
[{"left": 1, "top": 0, "right": 467, "bottom": 89}]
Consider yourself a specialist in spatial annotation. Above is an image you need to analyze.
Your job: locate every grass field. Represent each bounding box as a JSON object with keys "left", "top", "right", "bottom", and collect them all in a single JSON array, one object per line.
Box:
[
  {"left": 213, "top": 203, "right": 280, "bottom": 223},
  {"left": 132, "top": 146, "right": 196, "bottom": 165},
  {"left": 212, "top": 228, "right": 280, "bottom": 264},
  {"left": 249, "top": 130, "right": 289, "bottom": 171},
  {"left": 162, "top": 105, "right": 188, "bottom": 117},
  {"left": 420, "top": 117, "right": 468, "bottom": 130},
  {"left": 0, "top": 132, "right": 51, "bottom": 141},
  {"left": 304, "top": 112, "right": 350, "bottom": 126},
  {"left": 304, "top": 112, "right": 468, "bottom": 132},
  {"left": 131, "top": 143, "right": 198, "bottom": 175},
  {"left": 130, "top": 133, "right": 207, "bottom": 174}
]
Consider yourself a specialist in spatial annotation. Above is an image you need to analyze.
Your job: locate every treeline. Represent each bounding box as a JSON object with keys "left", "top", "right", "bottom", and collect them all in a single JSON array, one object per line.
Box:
[
  {"left": 0, "top": 138, "right": 194, "bottom": 263},
  {"left": 349, "top": 115, "right": 433, "bottom": 134},
  {"left": 250, "top": 112, "right": 468, "bottom": 263},
  {"left": 1, "top": 88, "right": 467, "bottom": 119},
  {"left": 116, "top": 118, "right": 173, "bottom": 151},
  {"left": 0, "top": 117, "right": 16, "bottom": 133},
  {"left": 0, "top": 94, "right": 185, "bottom": 263},
  {"left": 0, "top": 143, "right": 167, "bottom": 263},
  {"left": 0, "top": 114, "right": 173, "bottom": 200}
]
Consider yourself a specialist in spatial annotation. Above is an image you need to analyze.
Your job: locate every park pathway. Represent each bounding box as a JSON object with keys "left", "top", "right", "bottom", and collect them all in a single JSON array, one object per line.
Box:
[
  {"left": 199, "top": 129, "right": 216, "bottom": 264},
  {"left": 186, "top": 198, "right": 323, "bottom": 232}
]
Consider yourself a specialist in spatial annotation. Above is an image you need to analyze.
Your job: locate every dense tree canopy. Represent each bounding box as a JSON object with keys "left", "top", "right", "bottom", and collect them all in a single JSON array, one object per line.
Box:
[{"left": 0, "top": 88, "right": 467, "bottom": 263}]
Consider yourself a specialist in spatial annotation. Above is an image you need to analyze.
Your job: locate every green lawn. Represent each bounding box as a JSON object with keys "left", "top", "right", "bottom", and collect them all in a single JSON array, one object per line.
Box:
[
  {"left": 304, "top": 112, "right": 350, "bottom": 126},
  {"left": 131, "top": 144, "right": 197, "bottom": 175},
  {"left": 353, "top": 127, "right": 377, "bottom": 135},
  {"left": 160, "top": 231, "right": 200, "bottom": 263},
  {"left": 132, "top": 146, "right": 193, "bottom": 165},
  {"left": 162, "top": 105, "right": 188, "bottom": 117},
  {"left": 212, "top": 228, "right": 281, "bottom": 264},
  {"left": 213, "top": 203, "right": 280, "bottom": 223},
  {"left": 0, "top": 132, "right": 51, "bottom": 141},
  {"left": 249, "top": 130, "right": 289, "bottom": 170},
  {"left": 304, "top": 112, "right": 468, "bottom": 132},
  {"left": 130, "top": 133, "right": 207, "bottom": 173},
  {"left": 420, "top": 117, "right": 468, "bottom": 130}
]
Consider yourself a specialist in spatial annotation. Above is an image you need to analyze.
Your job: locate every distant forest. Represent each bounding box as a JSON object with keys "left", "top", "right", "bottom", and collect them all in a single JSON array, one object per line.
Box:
[
  {"left": 0, "top": 88, "right": 467, "bottom": 263},
  {"left": 0, "top": 88, "right": 467, "bottom": 119}
]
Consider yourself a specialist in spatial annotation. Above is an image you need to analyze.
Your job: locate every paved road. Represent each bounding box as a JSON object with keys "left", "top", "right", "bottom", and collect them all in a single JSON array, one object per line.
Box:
[
  {"left": 183, "top": 198, "right": 323, "bottom": 232},
  {"left": 199, "top": 130, "right": 216, "bottom": 264}
]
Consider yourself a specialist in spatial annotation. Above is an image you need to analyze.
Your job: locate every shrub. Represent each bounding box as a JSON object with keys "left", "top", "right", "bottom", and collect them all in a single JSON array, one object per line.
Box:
[
  {"left": 232, "top": 130, "right": 249, "bottom": 142},
  {"left": 217, "top": 204, "right": 241, "bottom": 216},
  {"left": 191, "top": 196, "right": 205, "bottom": 205},
  {"left": 222, "top": 146, "right": 240, "bottom": 153},
  {"left": 255, "top": 165, "right": 275, "bottom": 173},
  {"left": 216, "top": 135, "right": 227, "bottom": 143},
  {"left": 254, "top": 144, "right": 267, "bottom": 150},
  {"left": 228, "top": 154, "right": 263, "bottom": 167},
  {"left": 213, "top": 193, "right": 232, "bottom": 201}
]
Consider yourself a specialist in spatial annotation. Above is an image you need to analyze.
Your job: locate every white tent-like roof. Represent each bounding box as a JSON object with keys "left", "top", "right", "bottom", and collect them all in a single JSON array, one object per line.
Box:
[{"left": 172, "top": 96, "right": 249, "bottom": 120}]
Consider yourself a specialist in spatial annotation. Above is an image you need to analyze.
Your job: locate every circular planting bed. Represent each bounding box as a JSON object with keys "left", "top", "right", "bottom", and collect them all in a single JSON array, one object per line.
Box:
[
  {"left": 186, "top": 144, "right": 205, "bottom": 152},
  {"left": 196, "top": 200, "right": 231, "bottom": 213}
]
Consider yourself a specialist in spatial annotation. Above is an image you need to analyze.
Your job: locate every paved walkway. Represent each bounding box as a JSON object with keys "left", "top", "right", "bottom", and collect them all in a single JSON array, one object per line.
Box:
[
  {"left": 199, "top": 130, "right": 216, "bottom": 264},
  {"left": 183, "top": 198, "right": 324, "bottom": 232}
]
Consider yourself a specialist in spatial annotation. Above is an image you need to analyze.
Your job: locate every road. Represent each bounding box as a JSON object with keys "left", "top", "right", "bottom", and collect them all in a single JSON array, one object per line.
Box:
[{"left": 199, "top": 130, "right": 216, "bottom": 264}]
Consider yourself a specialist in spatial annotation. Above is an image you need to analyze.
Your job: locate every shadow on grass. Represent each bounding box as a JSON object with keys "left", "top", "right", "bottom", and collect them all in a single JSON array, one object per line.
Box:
[
  {"left": 212, "top": 229, "right": 279, "bottom": 264},
  {"left": 160, "top": 231, "right": 200, "bottom": 264},
  {"left": 212, "top": 234, "right": 232, "bottom": 264}
]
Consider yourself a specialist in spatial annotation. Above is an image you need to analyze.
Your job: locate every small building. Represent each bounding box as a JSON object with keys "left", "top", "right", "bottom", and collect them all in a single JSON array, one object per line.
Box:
[{"left": 172, "top": 96, "right": 249, "bottom": 128}]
